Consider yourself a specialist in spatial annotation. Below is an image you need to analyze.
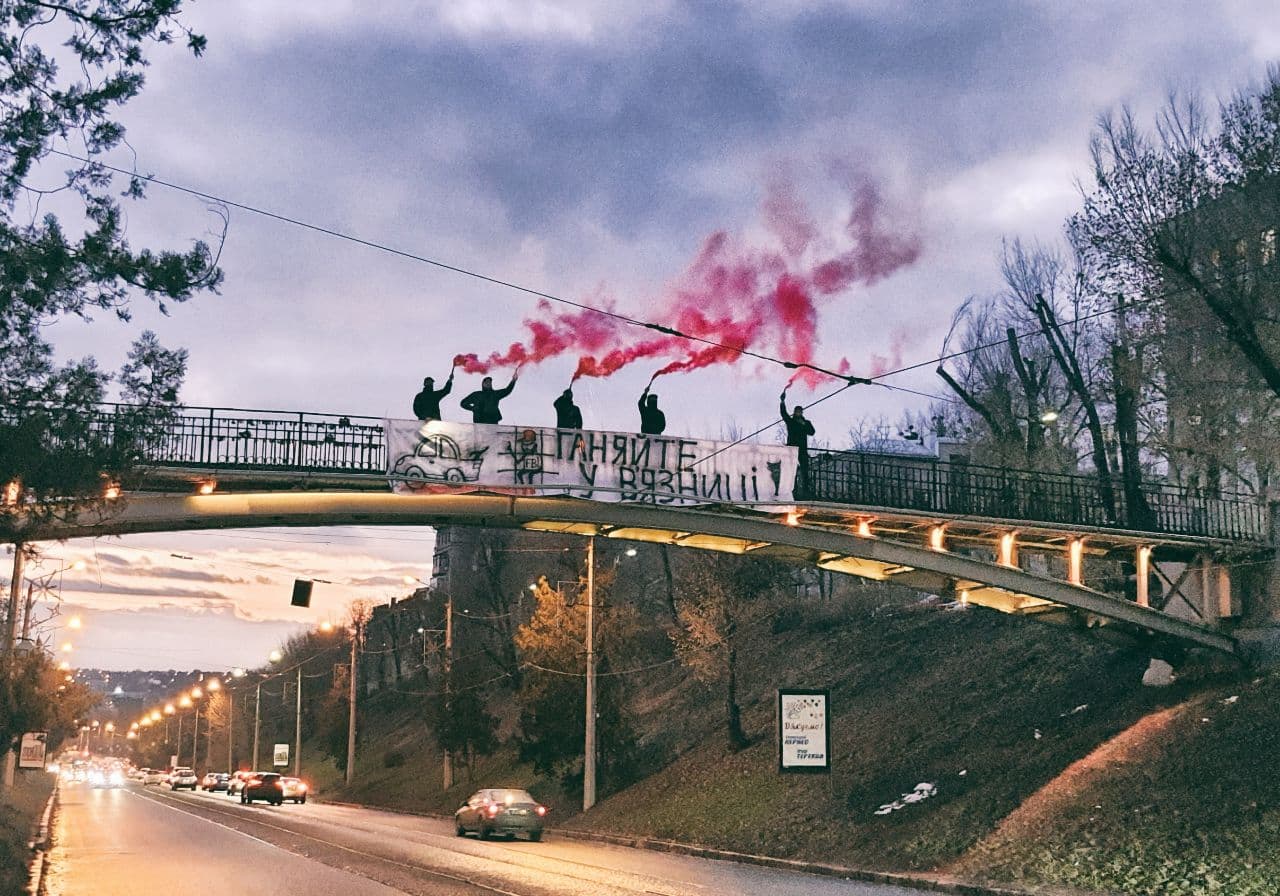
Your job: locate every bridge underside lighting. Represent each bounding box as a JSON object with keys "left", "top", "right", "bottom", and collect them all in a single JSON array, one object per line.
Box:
[{"left": 196, "top": 479, "right": 217, "bottom": 495}]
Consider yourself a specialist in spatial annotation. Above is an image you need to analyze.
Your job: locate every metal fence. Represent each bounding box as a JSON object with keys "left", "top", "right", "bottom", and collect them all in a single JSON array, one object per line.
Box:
[
  {"left": 806, "top": 449, "right": 1269, "bottom": 541},
  {"left": 3, "top": 403, "right": 1270, "bottom": 541}
]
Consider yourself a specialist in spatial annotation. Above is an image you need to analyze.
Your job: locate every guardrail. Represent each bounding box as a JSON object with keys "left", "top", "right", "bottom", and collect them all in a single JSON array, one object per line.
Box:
[{"left": 3, "top": 402, "right": 1270, "bottom": 542}]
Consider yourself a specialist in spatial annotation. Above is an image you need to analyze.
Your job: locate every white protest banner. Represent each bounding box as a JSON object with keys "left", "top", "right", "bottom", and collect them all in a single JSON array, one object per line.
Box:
[
  {"left": 778, "top": 689, "right": 830, "bottom": 773},
  {"left": 384, "top": 419, "right": 797, "bottom": 505}
]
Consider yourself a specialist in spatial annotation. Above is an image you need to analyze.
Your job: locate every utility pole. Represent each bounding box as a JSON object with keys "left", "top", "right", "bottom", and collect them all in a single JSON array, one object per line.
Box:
[
  {"left": 345, "top": 616, "right": 362, "bottom": 786},
  {"left": 583, "top": 535, "right": 597, "bottom": 812},
  {"left": 442, "top": 595, "right": 453, "bottom": 790},
  {"left": 19, "top": 581, "right": 34, "bottom": 641},
  {"left": 192, "top": 704, "right": 200, "bottom": 771},
  {"left": 226, "top": 691, "right": 234, "bottom": 772},
  {"left": 252, "top": 680, "right": 262, "bottom": 771},
  {"left": 294, "top": 665, "right": 302, "bottom": 778},
  {"left": 176, "top": 714, "right": 184, "bottom": 766},
  {"left": 2, "top": 544, "right": 26, "bottom": 789}
]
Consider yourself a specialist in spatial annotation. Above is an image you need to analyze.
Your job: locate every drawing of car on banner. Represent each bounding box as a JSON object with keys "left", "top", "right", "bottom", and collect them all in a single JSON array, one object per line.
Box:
[{"left": 391, "top": 433, "right": 487, "bottom": 486}]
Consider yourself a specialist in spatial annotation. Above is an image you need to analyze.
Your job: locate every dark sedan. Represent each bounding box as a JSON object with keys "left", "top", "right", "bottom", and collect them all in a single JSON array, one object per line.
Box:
[
  {"left": 454, "top": 788, "right": 547, "bottom": 841},
  {"left": 240, "top": 772, "right": 284, "bottom": 806}
]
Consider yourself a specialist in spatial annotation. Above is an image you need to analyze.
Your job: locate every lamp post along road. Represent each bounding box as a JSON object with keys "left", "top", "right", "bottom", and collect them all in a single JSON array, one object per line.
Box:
[
  {"left": 294, "top": 665, "right": 302, "bottom": 778},
  {"left": 345, "top": 620, "right": 361, "bottom": 786},
  {"left": 226, "top": 691, "right": 234, "bottom": 772},
  {"left": 252, "top": 680, "right": 263, "bottom": 771},
  {"left": 584, "top": 535, "right": 597, "bottom": 813},
  {"left": 442, "top": 595, "right": 453, "bottom": 790}
]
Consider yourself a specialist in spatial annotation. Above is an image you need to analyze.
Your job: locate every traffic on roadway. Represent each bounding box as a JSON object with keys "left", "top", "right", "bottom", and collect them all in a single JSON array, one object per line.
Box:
[{"left": 43, "top": 759, "right": 928, "bottom": 896}]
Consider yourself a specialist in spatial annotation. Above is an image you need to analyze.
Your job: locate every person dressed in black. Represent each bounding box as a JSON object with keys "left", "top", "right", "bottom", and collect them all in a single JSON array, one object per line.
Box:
[
  {"left": 412, "top": 371, "right": 453, "bottom": 421},
  {"left": 553, "top": 388, "right": 583, "bottom": 429},
  {"left": 780, "top": 391, "right": 816, "bottom": 497},
  {"left": 459, "top": 373, "right": 518, "bottom": 424},
  {"left": 638, "top": 387, "right": 666, "bottom": 435}
]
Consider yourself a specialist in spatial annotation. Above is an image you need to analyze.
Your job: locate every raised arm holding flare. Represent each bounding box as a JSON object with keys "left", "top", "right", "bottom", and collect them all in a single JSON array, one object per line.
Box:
[
  {"left": 460, "top": 372, "right": 518, "bottom": 424},
  {"left": 780, "top": 390, "right": 816, "bottom": 497},
  {"left": 638, "top": 387, "right": 666, "bottom": 435},
  {"left": 554, "top": 388, "right": 583, "bottom": 429},
  {"left": 412, "top": 371, "right": 454, "bottom": 421}
]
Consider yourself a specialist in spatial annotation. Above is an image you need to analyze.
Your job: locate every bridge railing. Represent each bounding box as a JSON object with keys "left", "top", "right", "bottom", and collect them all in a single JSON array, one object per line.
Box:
[
  {"left": 806, "top": 449, "right": 1269, "bottom": 541},
  {"left": 3, "top": 402, "right": 1269, "bottom": 541},
  {"left": 2, "top": 402, "right": 388, "bottom": 475}
]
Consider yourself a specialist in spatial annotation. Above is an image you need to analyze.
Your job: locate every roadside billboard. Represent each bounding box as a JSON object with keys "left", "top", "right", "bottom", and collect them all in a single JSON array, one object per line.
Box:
[
  {"left": 18, "top": 732, "right": 47, "bottom": 769},
  {"left": 273, "top": 743, "right": 289, "bottom": 767},
  {"left": 777, "top": 689, "right": 830, "bottom": 773}
]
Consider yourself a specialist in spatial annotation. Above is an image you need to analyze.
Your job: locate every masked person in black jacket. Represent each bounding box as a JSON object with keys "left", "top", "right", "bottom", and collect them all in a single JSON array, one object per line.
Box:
[
  {"left": 460, "top": 373, "right": 518, "bottom": 424},
  {"left": 412, "top": 372, "right": 453, "bottom": 421},
  {"left": 554, "top": 388, "right": 583, "bottom": 429},
  {"left": 638, "top": 387, "right": 666, "bottom": 435},
  {"left": 780, "top": 392, "right": 816, "bottom": 497}
]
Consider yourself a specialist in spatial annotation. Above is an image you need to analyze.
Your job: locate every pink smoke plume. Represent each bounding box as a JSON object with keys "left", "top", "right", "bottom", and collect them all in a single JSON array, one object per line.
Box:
[{"left": 455, "top": 170, "right": 922, "bottom": 386}]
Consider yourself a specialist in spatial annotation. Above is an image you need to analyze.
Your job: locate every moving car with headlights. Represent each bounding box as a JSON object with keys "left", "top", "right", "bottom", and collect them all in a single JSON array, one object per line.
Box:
[
  {"left": 454, "top": 788, "right": 547, "bottom": 841},
  {"left": 227, "top": 770, "right": 253, "bottom": 796},
  {"left": 168, "top": 767, "right": 198, "bottom": 790},
  {"left": 280, "top": 777, "right": 308, "bottom": 803},
  {"left": 200, "top": 772, "right": 230, "bottom": 792},
  {"left": 140, "top": 768, "right": 166, "bottom": 785},
  {"left": 240, "top": 772, "right": 284, "bottom": 805}
]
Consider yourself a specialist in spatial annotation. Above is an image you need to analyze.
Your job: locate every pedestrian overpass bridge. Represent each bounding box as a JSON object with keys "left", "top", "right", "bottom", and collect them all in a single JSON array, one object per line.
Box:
[{"left": 4, "top": 403, "right": 1274, "bottom": 660}]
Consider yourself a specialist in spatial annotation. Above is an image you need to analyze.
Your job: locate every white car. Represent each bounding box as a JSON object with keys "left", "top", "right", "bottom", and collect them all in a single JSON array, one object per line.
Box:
[
  {"left": 168, "top": 767, "right": 198, "bottom": 790},
  {"left": 140, "top": 768, "right": 165, "bottom": 785}
]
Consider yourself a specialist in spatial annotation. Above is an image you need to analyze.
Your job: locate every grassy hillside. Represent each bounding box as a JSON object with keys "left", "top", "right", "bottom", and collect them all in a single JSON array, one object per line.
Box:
[
  {"left": 950, "top": 670, "right": 1280, "bottom": 895},
  {"left": 559, "top": 602, "right": 1201, "bottom": 873},
  {"left": 315, "top": 592, "right": 1254, "bottom": 892}
]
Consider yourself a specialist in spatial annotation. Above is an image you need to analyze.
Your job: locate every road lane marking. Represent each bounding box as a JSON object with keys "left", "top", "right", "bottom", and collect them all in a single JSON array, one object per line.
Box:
[{"left": 133, "top": 788, "right": 531, "bottom": 896}]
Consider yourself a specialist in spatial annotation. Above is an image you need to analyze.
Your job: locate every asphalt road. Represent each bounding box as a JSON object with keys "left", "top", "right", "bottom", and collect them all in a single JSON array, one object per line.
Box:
[{"left": 45, "top": 781, "right": 930, "bottom": 896}]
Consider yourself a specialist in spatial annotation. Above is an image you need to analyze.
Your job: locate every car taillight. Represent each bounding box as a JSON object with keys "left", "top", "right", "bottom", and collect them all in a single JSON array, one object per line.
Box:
[
  {"left": 486, "top": 804, "right": 500, "bottom": 817},
  {"left": 273, "top": 780, "right": 282, "bottom": 788},
  {"left": 535, "top": 805, "right": 547, "bottom": 816}
]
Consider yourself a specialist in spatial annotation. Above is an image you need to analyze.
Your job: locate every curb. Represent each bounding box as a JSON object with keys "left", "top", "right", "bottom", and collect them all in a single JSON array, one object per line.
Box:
[
  {"left": 315, "top": 797, "right": 1034, "bottom": 896},
  {"left": 26, "top": 781, "right": 57, "bottom": 896}
]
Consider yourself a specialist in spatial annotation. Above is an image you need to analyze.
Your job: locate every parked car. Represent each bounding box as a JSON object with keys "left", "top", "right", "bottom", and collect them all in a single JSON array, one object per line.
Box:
[
  {"left": 140, "top": 768, "right": 166, "bottom": 785},
  {"left": 240, "top": 772, "right": 284, "bottom": 806},
  {"left": 280, "top": 777, "right": 308, "bottom": 804},
  {"left": 168, "top": 767, "right": 198, "bottom": 790},
  {"left": 454, "top": 788, "right": 547, "bottom": 841},
  {"left": 200, "top": 772, "right": 230, "bottom": 792}
]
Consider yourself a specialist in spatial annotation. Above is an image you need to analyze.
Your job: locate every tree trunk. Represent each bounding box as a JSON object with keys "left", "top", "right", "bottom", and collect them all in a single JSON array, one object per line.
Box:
[
  {"left": 1033, "top": 294, "right": 1118, "bottom": 519},
  {"left": 660, "top": 546, "right": 679, "bottom": 627},
  {"left": 724, "top": 641, "right": 749, "bottom": 752},
  {"left": 1112, "top": 293, "right": 1154, "bottom": 528}
]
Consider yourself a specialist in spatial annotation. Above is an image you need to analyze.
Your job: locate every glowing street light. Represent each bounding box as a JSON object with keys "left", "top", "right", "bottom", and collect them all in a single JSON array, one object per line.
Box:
[
  {"left": 164, "top": 704, "right": 176, "bottom": 716},
  {"left": 232, "top": 668, "right": 246, "bottom": 678},
  {"left": 58, "top": 661, "right": 71, "bottom": 671},
  {"left": 206, "top": 678, "right": 221, "bottom": 692},
  {"left": 60, "top": 642, "right": 73, "bottom": 653},
  {"left": 190, "top": 686, "right": 203, "bottom": 700},
  {"left": 150, "top": 710, "right": 161, "bottom": 722},
  {"left": 68, "top": 616, "right": 83, "bottom": 630},
  {"left": 269, "top": 650, "right": 283, "bottom": 664},
  {"left": 178, "top": 695, "right": 192, "bottom": 709},
  {"left": 319, "top": 621, "right": 334, "bottom": 634}
]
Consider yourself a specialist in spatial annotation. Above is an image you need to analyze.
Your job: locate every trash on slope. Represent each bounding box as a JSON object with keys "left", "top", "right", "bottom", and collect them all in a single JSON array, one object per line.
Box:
[{"left": 874, "top": 782, "right": 937, "bottom": 816}]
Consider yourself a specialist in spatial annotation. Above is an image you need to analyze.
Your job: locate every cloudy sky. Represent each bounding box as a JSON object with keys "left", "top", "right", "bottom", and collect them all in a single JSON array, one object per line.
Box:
[{"left": 22, "top": 0, "right": 1280, "bottom": 670}]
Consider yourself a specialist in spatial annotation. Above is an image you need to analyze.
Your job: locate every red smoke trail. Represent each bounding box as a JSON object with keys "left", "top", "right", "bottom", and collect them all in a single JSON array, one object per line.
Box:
[{"left": 456, "top": 169, "right": 922, "bottom": 385}]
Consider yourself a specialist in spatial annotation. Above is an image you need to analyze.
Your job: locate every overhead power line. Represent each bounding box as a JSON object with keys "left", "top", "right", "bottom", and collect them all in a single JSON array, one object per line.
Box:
[{"left": 46, "top": 149, "right": 866, "bottom": 387}]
